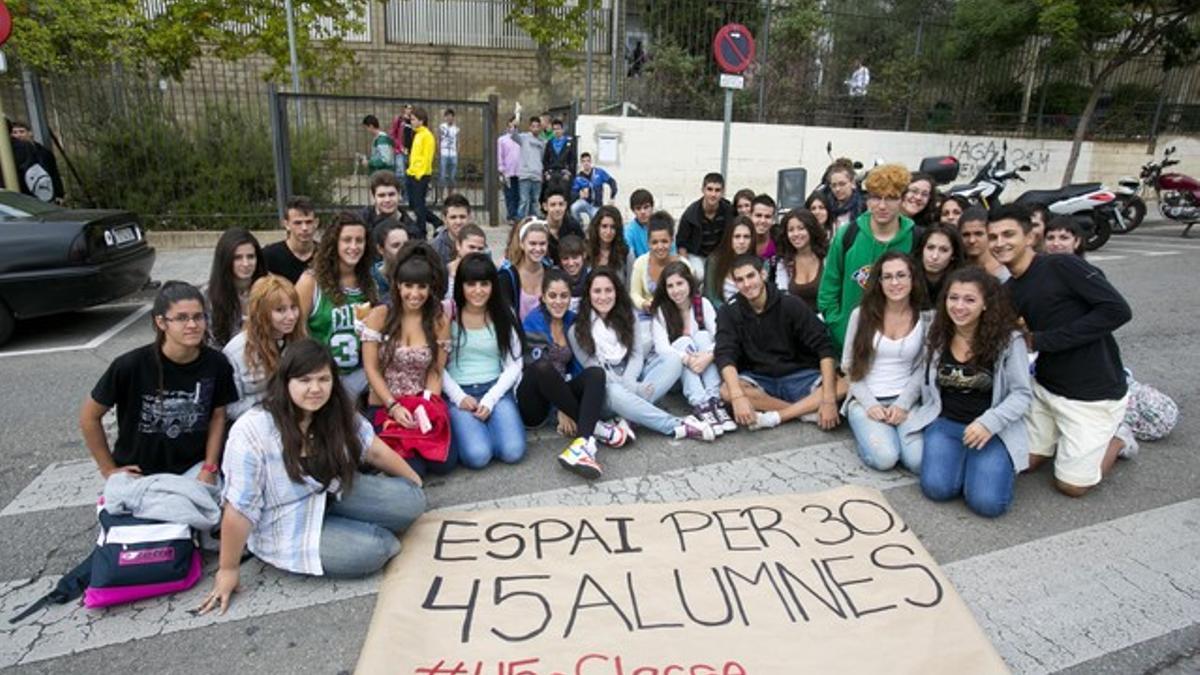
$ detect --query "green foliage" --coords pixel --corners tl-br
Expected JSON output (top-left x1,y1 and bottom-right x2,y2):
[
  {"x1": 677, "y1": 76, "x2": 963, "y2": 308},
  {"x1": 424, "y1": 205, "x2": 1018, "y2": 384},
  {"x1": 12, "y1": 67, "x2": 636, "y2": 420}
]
[
  {"x1": 1034, "y1": 80, "x2": 1092, "y2": 115},
  {"x1": 640, "y1": 0, "x2": 764, "y2": 60},
  {"x1": 6, "y1": 0, "x2": 364, "y2": 85},
  {"x1": 506, "y1": 0, "x2": 595, "y2": 67},
  {"x1": 70, "y1": 100, "x2": 335, "y2": 230},
  {"x1": 627, "y1": 41, "x2": 715, "y2": 119}
]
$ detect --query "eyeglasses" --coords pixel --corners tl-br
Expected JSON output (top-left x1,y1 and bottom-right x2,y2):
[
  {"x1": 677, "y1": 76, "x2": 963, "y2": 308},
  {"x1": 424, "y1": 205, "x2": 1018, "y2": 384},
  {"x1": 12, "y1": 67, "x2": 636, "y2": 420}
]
[
  {"x1": 163, "y1": 313, "x2": 207, "y2": 325},
  {"x1": 880, "y1": 272, "x2": 911, "y2": 282},
  {"x1": 905, "y1": 189, "x2": 931, "y2": 199},
  {"x1": 867, "y1": 194, "x2": 901, "y2": 204}
]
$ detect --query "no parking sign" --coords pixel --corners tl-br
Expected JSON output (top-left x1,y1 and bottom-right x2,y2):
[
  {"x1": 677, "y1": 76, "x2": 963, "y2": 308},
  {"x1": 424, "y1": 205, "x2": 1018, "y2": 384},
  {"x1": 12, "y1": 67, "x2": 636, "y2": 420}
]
[{"x1": 712, "y1": 23, "x2": 755, "y2": 74}]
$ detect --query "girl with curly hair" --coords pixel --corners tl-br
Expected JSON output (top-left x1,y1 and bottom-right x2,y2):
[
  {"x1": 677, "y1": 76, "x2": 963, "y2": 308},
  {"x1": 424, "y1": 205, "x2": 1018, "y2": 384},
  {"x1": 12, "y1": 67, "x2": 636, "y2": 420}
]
[
  {"x1": 896, "y1": 266, "x2": 1032, "y2": 517},
  {"x1": 296, "y1": 213, "x2": 379, "y2": 396},
  {"x1": 223, "y1": 276, "x2": 307, "y2": 420},
  {"x1": 771, "y1": 208, "x2": 828, "y2": 312},
  {"x1": 840, "y1": 252, "x2": 928, "y2": 473}
]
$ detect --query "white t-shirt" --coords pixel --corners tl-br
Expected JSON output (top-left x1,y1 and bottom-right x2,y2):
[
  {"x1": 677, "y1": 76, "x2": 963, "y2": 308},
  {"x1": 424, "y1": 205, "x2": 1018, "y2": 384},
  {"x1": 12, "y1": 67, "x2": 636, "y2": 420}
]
[
  {"x1": 438, "y1": 123, "x2": 459, "y2": 157},
  {"x1": 862, "y1": 323, "x2": 923, "y2": 398}
]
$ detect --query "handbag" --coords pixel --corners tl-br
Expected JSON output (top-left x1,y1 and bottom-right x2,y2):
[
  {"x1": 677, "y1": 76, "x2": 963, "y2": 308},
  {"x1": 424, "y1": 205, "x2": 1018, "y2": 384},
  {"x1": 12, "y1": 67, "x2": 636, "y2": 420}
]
[
  {"x1": 373, "y1": 393, "x2": 451, "y2": 462},
  {"x1": 83, "y1": 508, "x2": 203, "y2": 608}
]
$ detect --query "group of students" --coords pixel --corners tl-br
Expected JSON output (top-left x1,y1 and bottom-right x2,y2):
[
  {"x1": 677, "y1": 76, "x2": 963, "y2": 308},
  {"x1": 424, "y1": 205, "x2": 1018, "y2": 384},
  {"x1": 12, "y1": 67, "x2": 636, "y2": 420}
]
[{"x1": 77, "y1": 157, "x2": 1153, "y2": 613}]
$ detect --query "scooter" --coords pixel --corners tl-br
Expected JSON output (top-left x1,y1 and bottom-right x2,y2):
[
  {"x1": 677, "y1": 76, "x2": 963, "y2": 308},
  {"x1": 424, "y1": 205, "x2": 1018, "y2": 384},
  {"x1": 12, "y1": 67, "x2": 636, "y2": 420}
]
[
  {"x1": 947, "y1": 141, "x2": 1116, "y2": 251},
  {"x1": 1136, "y1": 145, "x2": 1200, "y2": 237}
]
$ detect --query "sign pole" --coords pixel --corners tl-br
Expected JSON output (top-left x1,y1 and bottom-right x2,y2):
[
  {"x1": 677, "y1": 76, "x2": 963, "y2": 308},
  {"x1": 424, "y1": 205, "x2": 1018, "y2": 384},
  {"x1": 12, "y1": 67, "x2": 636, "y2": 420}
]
[
  {"x1": 721, "y1": 88, "x2": 733, "y2": 182},
  {"x1": 712, "y1": 23, "x2": 755, "y2": 183}
]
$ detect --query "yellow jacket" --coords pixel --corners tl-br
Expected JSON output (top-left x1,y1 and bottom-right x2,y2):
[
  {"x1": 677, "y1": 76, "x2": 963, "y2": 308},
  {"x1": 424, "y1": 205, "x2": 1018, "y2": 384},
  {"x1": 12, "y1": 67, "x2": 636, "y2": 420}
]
[{"x1": 407, "y1": 126, "x2": 435, "y2": 179}]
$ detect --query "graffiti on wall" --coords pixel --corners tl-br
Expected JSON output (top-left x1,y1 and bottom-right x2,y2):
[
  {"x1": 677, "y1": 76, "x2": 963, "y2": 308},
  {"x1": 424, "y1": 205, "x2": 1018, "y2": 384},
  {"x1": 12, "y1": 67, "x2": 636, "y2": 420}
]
[{"x1": 948, "y1": 138, "x2": 1055, "y2": 180}]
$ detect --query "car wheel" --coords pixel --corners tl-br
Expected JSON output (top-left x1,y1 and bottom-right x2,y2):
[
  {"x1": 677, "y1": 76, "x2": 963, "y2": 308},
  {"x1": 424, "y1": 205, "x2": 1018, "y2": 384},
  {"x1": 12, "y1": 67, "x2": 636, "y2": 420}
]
[{"x1": 0, "y1": 301, "x2": 13, "y2": 348}]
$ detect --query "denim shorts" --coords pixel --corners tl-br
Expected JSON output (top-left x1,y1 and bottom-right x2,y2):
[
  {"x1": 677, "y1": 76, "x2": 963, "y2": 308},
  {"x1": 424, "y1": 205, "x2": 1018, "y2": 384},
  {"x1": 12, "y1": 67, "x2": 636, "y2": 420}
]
[{"x1": 740, "y1": 368, "x2": 822, "y2": 403}]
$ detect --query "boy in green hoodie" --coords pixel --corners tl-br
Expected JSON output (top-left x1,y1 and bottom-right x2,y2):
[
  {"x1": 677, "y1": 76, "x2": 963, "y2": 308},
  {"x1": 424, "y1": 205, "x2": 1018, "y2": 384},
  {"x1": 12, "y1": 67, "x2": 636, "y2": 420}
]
[{"x1": 818, "y1": 163, "x2": 917, "y2": 354}]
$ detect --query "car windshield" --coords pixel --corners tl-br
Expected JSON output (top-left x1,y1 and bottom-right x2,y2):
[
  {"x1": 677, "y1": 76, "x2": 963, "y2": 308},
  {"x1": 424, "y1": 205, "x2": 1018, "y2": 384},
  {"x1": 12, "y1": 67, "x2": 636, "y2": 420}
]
[{"x1": 0, "y1": 191, "x2": 63, "y2": 218}]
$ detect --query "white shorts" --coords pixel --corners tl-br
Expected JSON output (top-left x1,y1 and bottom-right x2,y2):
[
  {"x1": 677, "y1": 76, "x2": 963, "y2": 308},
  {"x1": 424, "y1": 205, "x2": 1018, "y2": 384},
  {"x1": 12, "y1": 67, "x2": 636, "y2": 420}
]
[{"x1": 1026, "y1": 382, "x2": 1129, "y2": 488}]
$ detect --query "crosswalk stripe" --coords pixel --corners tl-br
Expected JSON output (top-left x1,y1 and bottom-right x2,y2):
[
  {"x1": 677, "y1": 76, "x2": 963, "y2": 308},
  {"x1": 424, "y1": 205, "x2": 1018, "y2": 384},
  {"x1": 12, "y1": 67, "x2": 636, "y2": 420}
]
[
  {"x1": 1089, "y1": 254, "x2": 1127, "y2": 261},
  {"x1": 0, "y1": 461, "x2": 103, "y2": 517},
  {"x1": 943, "y1": 498, "x2": 1200, "y2": 675},
  {"x1": 1099, "y1": 247, "x2": 1181, "y2": 257}
]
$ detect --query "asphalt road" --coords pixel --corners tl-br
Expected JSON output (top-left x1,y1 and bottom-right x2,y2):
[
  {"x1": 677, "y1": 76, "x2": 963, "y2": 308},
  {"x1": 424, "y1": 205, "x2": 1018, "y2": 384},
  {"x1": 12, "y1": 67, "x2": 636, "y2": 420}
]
[{"x1": 0, "y1": 222, "x2": 1197, "y2": 674}]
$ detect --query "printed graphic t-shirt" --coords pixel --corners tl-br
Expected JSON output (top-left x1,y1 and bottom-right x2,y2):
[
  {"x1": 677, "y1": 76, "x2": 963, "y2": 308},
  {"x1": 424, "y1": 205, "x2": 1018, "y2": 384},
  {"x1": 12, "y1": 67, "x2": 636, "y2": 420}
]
[{"x1": 91, "y1": 344, "x2": 238, "y2": 475}]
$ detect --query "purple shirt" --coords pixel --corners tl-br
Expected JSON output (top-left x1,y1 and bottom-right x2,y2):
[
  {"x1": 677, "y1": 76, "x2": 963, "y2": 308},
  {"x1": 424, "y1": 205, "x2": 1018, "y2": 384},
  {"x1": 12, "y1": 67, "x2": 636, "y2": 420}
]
[{"x1": 497, "y1": 134, "x2": 520, "y2": 178}]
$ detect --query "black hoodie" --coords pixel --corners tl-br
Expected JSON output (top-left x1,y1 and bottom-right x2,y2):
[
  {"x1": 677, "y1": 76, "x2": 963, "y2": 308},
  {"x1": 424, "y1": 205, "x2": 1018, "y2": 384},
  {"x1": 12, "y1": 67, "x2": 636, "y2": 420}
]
[{"x1": 715, "y1": 285, "x2": 834, "y2": 377}]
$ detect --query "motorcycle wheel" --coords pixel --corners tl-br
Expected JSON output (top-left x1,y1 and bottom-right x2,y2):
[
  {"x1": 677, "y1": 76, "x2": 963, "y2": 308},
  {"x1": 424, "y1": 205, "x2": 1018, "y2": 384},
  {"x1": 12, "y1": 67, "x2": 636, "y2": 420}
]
[
  {"x1": 1085, "y1": 214, "x2": 1112, "y2": 251},
  {"x1": 1116, "y1": 197, "x2": 1146, "y2": 234}
]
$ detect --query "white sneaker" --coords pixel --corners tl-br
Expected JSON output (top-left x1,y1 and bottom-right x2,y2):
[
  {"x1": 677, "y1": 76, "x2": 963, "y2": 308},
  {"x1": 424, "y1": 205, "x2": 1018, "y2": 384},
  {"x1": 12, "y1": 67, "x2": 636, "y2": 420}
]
[
  {"x1": 799, "y1": 412, "x2": 820, "y2": 424},
  {"x1": 615, "y1": 417, "x2": 637, "y2": 443},
  {"x1": 558, "y1": 437, "x2": 603, "y2": 479},
  {"x1": 749, "y1": 410, "x2": 781, "y2": 430},
  {"x1": 594, "y1": 420, "x2": 628, "y2": 448},
  {"x1": 1115, "y1": 423, "x2": 1139, "y2": 459},
  {"x1": 674, "y1": 415, "x2": 716, "y2": 441}
]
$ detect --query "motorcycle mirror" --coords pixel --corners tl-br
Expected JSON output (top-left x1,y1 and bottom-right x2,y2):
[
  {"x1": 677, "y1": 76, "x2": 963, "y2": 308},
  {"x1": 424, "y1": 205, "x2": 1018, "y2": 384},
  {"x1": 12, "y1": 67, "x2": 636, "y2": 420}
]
[
  {"x1": 1002, "y1": 139, "x2": 1008, "y2": 154},
  {"x1": 1018, "y1": 165, "x2": 1031, "y2": 172},
  {"x1": 826, "y1": 141, "x2": 833, "y2": 156},
  {"x1": 853, "y1": 161, "x2": 864, "y2": 170},
  {"x1": 1167, "y1": 146, "x2": 1176, "y2": 155}
]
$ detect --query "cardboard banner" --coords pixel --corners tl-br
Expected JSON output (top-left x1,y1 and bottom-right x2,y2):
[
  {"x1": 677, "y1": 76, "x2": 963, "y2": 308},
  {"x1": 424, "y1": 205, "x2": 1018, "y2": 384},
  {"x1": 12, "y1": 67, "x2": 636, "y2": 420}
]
[{"x1": 357, "y1": 485, "x2": 1008, "y2": 675}]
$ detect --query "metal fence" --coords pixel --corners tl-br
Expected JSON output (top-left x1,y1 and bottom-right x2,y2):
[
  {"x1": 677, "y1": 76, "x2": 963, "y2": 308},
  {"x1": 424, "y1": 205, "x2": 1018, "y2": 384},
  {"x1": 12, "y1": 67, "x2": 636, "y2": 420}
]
[
  {"x1": 611, "y1": 1, "x2": 1200, "y2": 140},
  {"x1": 385, "y1": 0, "x2": 612, "y2": 53},
  {"x1": 269, "y1": 91, "x2": 501, "y2": 226}
]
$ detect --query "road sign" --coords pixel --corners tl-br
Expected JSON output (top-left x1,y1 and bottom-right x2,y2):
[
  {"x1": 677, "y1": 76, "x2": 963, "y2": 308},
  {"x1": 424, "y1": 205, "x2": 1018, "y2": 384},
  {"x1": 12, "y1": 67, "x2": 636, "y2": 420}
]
[
  {"x1": 713, "y1": 23, "x2": 755, "y2": 74},
  {"x1": 719, "y1": 73, "x2": 745, "y2": 90},
  {"x1": 0, "y1": 3, "x2": 10, "y2": 48}
]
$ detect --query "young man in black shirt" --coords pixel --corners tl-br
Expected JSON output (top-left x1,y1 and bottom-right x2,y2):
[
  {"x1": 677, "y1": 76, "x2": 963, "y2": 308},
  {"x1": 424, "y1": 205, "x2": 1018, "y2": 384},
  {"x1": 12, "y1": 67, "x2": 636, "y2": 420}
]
[
  {"x1": 716, "y1": 254, "x2": 845, "y2": 431},
  {"x1": 988, "y1": 205, "x2": 1132, "y2": 497},
  {"x1": 677, "y1": 172, "x2": 735, "y2": 278},
  {"x1": 262, "y1": 195, "x2": 318, "y2": 284}
]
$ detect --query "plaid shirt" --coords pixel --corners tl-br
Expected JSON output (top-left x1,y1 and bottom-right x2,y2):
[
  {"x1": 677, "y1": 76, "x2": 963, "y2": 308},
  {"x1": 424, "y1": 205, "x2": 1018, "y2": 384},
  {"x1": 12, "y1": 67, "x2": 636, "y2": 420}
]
[{"x1": 222, "y1": 408, "x2": 373, "y2": 575}]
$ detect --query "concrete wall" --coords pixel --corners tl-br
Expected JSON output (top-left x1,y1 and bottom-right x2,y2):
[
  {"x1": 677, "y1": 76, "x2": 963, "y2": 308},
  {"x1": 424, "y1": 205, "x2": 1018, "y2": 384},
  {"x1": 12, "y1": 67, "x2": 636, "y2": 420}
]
[{"x1": 575, "y1": 114, "x2": 1198, "y2": 214}]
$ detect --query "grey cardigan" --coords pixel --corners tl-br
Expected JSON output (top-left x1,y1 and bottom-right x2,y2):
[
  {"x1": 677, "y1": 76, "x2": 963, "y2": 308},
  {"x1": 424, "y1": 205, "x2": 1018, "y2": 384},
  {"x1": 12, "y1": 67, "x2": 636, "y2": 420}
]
[
  {"x1": 895, "y1": 331, "x2": 1033, "y2": 472},
  {"x1": 840, "y1": 307, "x2": 931, "y2": 415}
]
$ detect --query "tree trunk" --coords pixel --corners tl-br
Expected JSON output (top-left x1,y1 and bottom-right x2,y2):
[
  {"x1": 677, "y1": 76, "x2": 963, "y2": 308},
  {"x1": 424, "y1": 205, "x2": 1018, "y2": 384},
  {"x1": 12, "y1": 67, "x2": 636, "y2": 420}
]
[
  {"x1": 536, "y1": 43, "x2": 554, "y2": 103},
  {"x1": 1061, "y1": 78, "x2": 1106, "y2": 186}
]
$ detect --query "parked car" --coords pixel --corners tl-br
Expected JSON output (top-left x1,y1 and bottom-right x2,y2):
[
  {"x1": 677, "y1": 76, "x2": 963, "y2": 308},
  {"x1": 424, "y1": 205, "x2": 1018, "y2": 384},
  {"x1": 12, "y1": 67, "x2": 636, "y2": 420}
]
[{"x1": 0, "y1": 192, "x2": 155, "y2": 347}]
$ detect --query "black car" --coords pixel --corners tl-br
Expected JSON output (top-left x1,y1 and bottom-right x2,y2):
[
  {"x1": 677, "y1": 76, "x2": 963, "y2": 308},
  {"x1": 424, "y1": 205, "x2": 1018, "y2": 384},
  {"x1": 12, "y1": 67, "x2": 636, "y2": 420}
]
[{"x1": 0, "y1": 192, "x2": 156, "y2": 346}]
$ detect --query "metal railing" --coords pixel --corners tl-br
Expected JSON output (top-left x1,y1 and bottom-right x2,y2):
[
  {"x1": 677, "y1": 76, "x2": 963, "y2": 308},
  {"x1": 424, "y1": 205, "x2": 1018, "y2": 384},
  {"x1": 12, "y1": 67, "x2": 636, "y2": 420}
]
[{"x1": 384, "y1": 0, "x2": 611, "y2": 53}]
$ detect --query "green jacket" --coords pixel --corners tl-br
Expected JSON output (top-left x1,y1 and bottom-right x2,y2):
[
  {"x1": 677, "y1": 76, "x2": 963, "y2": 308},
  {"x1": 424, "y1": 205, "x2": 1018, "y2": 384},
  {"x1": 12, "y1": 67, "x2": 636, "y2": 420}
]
[
  {"x1": 817, "y1": 211, "x2": 917, "y2": 354},
  {"x1": 368, "y1": 131, "x2": 395, "y2": 172}
]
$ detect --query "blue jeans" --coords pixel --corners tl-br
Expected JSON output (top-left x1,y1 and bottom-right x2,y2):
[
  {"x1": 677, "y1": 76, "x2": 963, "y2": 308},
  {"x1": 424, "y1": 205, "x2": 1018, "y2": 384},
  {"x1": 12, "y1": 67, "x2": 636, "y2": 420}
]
[
  {"x1": 920, "y1": 417, "x2": 1015, "y2": 518},
  {"x1": 674, "y1": 331, "x2": 721, "y2": 407},
  {"x1": 604, "y1": 352, "x2": 684, "y2": 436},
  {"x1": 394, "y1": 153, "x2": 408, "y2": 182},
  {"x1": 439, "y1": 155, "x2": 458, "y2": 190},
  {"x1": 318, "y1": 472, "x2": 426, "y2": 577},
  {"x1": 504, "y1": 176, "x2": 520, "y2": 222},
  {"x1": 571, "y1": 199, "x2": 598, "y2": 226},
  {"x1": 518, "y1": 178, "x2": 542, "y2": 218},
  {"x1": 741, "y1": 368, "x2": 821, "y2": 402},
  {"x1": 446, "y1": 381, "x2": 527, "y2": 469},
  {"x1": 846, "y1": 397, "x2": 921, "y2": 472}
]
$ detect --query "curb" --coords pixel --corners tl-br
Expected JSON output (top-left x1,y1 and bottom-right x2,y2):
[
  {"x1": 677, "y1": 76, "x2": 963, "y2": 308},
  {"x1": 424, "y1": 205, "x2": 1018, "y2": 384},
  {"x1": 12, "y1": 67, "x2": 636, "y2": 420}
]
[{"x1": 147, "y1": 230, "x2": 287, "y2": 251}]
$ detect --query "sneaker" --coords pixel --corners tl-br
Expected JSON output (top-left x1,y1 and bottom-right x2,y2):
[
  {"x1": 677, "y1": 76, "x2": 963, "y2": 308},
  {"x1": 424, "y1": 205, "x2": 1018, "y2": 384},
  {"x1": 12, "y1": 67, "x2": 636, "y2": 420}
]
[
  {"x1": 674, "y1": 415, "x2": 716, "y2": 441},
  {"x1": 749, "y1": 410, "x2": 782, "y2": 430},
  {"x1": 594, "y1": 420, "x2": 628, "y2": 448},
  {"x1": 711, "y1": 398, "x2": 738, "y2": 432},
  {"x1": 695, "y1": 403, "x2": 724, "y2": 436},
  {"x1": 799, "y1": 412, "x2": 820, "y2": 424},
  {"x1": 615, "y1": 417, "x2": 637, "y2": 444},
  {"x1": 558, "y1": 437, "x2": 602, "y2": 479},
  {"x1": 1114, "y1": 423, "x2": 1139, "y2": 459}
]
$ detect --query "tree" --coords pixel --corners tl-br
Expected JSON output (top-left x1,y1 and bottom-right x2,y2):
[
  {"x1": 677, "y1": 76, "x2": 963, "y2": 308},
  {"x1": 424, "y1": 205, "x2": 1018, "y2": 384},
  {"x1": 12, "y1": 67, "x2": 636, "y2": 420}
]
[
  {"x1": 952, "y1": 0, "x2": 1200, "y2": 185},
  {"x1": 505, "y1": 0, "x2": 597, "y2": 103},
  {"x1": 6, "y1": 0, "x2": 365, "y2": 84}
]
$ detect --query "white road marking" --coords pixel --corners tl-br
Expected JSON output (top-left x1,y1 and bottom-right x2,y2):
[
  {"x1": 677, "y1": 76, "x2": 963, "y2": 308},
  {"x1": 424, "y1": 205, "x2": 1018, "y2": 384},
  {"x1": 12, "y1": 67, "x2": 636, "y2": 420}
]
[
  {"x1": 0, "y1": 302, "x2": 151, "y2": 359},
  {"x1": 944, "y1": 498, "x2": 1200, "y2": 674},
  {"x1": 1089, "y1": 255, "x2": 1127, "y2": 261},
  {"x1": 0, "y1": 460, "x2": 102, "y2": 517}
]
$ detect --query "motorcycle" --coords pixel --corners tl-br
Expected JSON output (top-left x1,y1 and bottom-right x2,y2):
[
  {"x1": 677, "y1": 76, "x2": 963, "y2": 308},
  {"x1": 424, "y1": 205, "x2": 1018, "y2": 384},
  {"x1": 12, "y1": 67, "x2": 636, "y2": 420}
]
[
  {"x1": 1136, "y1": 145, "x2": 1200, "y2": 237},
  {"x1": 947, "y1": 141, "x2": 1116, "y2": 251}
]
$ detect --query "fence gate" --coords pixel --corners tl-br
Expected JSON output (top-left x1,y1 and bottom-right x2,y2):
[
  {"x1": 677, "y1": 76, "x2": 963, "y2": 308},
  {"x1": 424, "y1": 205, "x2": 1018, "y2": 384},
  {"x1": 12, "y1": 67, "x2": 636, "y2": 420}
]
[{"x1": 269, "y1": 88, "x2": 500, "y2": 227}]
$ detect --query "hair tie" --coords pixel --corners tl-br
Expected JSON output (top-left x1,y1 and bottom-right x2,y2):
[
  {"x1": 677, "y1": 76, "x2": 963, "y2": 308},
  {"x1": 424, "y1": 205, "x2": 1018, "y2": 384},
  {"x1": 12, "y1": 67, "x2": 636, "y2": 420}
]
[{"x1": 519, "y1": 219, "x2": 548, "y2": 241}]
